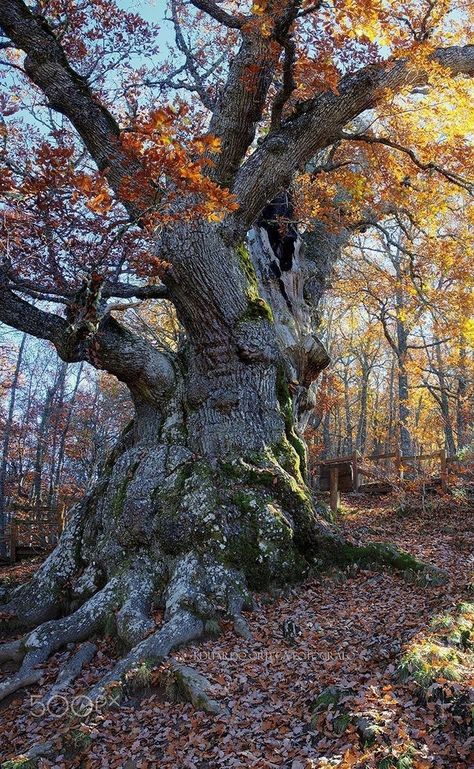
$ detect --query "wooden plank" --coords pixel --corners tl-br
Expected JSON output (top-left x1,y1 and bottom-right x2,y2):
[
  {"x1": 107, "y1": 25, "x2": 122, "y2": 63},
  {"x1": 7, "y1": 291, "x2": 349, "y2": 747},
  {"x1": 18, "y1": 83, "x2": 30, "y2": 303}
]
[
  {"x1": 365, "y1": 452, "x2": 397, "y2": 461},
  {"x1": 358, "y1": 481, "x2": 393, "y2": 495},
  {"x1": 400, "y1": 452, "x2": 442, "y2": 462},
  {"x1": 357, "y1": 467, "x2": 381, "y2": 479},
  {"x1": 319, "y1": 462, "x2": 353, "y2": 492},
  {"x1": 329, "y1": 466, "x2": 340, "y2": 514}
]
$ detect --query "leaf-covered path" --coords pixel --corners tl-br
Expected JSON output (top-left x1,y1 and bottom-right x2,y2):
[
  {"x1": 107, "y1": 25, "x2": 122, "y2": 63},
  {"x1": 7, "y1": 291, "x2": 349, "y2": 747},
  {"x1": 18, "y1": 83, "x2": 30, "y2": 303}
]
[{"x1": 1, "y1": 496, "x2": 473, "y2": 769}]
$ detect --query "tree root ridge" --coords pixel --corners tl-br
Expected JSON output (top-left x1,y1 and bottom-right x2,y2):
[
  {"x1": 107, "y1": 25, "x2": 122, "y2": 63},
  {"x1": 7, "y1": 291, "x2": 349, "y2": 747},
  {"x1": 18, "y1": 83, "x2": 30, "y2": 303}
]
[
  {"x1": 0, "y1": 552, "x2": 253, "y2": 707},
  {"x1": 0, "y1": 579, "x2": 121, "y2": 702}
]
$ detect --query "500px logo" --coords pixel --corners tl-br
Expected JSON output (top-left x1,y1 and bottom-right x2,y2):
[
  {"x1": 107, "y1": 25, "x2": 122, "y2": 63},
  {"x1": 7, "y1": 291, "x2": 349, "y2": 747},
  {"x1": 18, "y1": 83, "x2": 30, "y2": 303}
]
[{"x1": 29, "y1": 692, "x2": 120, "y2": 719}]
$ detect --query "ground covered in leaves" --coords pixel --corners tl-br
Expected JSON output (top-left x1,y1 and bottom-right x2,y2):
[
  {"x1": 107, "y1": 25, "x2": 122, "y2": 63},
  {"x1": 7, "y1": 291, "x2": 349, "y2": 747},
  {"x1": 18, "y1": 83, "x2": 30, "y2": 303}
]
[{"x1": 1, "y1": 494, "x2": 473, "y2": 769}]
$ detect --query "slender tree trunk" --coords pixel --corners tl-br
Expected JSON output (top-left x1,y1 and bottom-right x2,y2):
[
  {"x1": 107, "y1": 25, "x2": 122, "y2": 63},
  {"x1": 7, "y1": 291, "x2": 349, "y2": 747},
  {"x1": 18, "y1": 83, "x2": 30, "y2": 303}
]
[
  {"x1": 371, "y1": 373, "x2": 382, "y2": 455},
  {"x1": 30, "y1": 382, "x2": 56, "y2": 522},
  {"x1": 356, "y1": 366, "x2": 369, "y2": 454},
  {"x1": 386, "y1": 358, "x2": 396, "y2": 456},
  {"x1": 397, "y1": 358, "x2": 412, "y2": 458},
  {"x1": 48, "y1": 363, "x2": 84, "y2": 517},
  {"x1": 456, "y1": 340, "x2": 468, "y2": 451},
  {"x1": 343, "y1": 370, "x2": 353, "y2": 453},
  {"x1": 0, "y1": 333, "x2": 26, "y2": 557},
  {"x1": 434, "y1": 343, "x2": 456, "y2": 456},
  {"x1": 391, "y1": 241, "x2": 412, "y2": 459},
  {"x1": 47, "y1": 362, "x2": 68, "y2": 515}
]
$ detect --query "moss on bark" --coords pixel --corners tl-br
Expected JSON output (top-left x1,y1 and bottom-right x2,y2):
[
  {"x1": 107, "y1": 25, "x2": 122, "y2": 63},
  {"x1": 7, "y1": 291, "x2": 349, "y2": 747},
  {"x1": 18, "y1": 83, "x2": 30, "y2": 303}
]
[
  {"x1": 236, "y1": 242, "x2": 273, "y2": 323},
  {"x1": 275, "y1": 365, "x2": 308, "y2": 479}
]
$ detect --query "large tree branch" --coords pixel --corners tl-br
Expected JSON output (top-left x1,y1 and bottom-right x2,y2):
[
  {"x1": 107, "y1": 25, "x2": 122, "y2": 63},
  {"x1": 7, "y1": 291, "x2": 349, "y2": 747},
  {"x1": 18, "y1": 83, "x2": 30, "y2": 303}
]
[
  {"x1": 0, "y1": 0, "x2": 151, "y2": 217},
  {"x1": 0, "y1": 283, "x2": 175, "y2": 403},
  {"x1": 208, "y1": 2, "x2": 302, "y2": 186},
  {"x1": 207, "y1": 32, "x2": 275, "y2": 186},
  {"x1": 233, "y1": 44, "x2": 474, "y2": 227},
  {"x1": 189, "y1": 1, "x2": 245, "y2": 29},
  {"x1": 0, "y1": 258, "x2": 169, "y2": 303},
  {"x1": 270, "y1": 3, "x2": 300, "y2": 130}
]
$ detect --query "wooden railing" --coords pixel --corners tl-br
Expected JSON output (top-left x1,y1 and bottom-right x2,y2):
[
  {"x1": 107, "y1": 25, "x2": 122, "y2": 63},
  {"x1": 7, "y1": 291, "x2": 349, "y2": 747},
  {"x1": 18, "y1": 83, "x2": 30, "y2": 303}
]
[
  {"x1": 0, "y1": 517, "x2": 62, "y2": 564},
  {"x1": 313, "y1": 448, "x2": 450, "y2": 513}
]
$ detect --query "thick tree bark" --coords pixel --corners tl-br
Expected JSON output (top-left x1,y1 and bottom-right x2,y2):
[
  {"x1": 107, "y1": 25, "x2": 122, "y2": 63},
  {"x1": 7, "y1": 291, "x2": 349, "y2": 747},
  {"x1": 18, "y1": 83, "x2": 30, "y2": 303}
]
[
  {"x1": 0, "y1": 219, "x2": 345, "y2": 704},
  {"x1": 0, "y1": 0, "x2": 459, "y2": 707}
]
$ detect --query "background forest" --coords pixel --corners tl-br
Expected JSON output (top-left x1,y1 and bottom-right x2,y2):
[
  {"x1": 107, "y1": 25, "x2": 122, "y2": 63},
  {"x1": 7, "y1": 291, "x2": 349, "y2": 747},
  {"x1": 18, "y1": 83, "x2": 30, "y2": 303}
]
[{"x1": 1, "y1": 225, "x2": 472, "y2": 527}]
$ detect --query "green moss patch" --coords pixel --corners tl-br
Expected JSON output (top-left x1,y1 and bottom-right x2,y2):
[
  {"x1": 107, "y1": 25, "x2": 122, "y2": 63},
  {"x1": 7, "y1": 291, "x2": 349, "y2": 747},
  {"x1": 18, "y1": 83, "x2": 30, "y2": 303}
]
[
  {"x1": 236, "y1": 242, "x2": 273, "y2": 323},
  {"x1": 332, "y1": 541, "x2": 447, "y2": 585},
  {"x1": 398, "y1": 602, "x2": 474, "y2": 689},
  {"x1": 275, "y1": 365, "x2": 308, "y2": 480},
  {"x1": 310, "y1": 686, "x2": 352, "y2": 730},
  {"x1": 377, "y1": 752, "x2": 414, "y2": 769}
]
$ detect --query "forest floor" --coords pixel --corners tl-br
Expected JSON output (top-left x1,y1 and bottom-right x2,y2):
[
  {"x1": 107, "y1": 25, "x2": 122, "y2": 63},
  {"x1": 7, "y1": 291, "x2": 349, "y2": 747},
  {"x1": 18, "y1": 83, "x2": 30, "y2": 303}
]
[{"x1": 0, "y1": 493, "x2": 473, "y2": 769}]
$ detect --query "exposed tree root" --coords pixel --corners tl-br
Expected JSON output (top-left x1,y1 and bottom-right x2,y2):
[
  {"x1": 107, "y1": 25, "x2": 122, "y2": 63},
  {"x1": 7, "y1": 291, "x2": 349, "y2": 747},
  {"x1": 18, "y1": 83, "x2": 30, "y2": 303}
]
[
  {"x1": 163, "y1": 661, "x2": 224, "y2": 715},
  {"x1": 0, "y1": 638, "x2": 24, "y2": 664},
  {"x1": 85, "y1": 553, "x2": 245, "y2": 704},
  {"x1": 115, "y1": 556, "x2": 164, "y2": 647},
  {"x1": 1, "y1": 496, "x2": 94, "y2": 628},
  {"x1": 0, "y1": 666, "x2": 45, "y2": 702},
  {"x1": 333, "y1": 541, "x2": 448, "y2": 585},
  {"x1": 0, "y1": 580, "x2": 119, "y2": 702},
  {"x1": 0, "y1": 535, "x2": 447, "y2": 709},
  {"x1": 87, "y1": 609, "x2": 203, "y2": 705},
  {"x1": 40, "y1": 641, "x2": 97, "y2": 704}
]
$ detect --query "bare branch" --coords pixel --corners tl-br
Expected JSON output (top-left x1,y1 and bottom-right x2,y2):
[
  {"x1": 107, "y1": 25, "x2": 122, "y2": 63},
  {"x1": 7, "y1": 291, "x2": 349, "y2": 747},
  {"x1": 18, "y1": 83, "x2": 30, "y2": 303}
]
[
  {"x1": 297, "y1": 2, "x2": 324, "y2": 18},
  {"x1": 270, "y1": 2, "x2": 301, "y2": 130},
  {"x1": 171, "y1": 0, "x2": 215, "y2": 110},
  {"x1": 2, "y1": 263, "x2": 169, "y2": 304},
  {"x1": 407, "y1": 337, "x2": 451, "y2": 350},
  {"x1": 103, "y1": 282, "x2": 169, "y2": 301},
  {"x1": 340, "y1": 132, "x2": 473, "y2": 193},
  {"x1": 0, "y1": 279, "x2": 175, "y2": 402}
]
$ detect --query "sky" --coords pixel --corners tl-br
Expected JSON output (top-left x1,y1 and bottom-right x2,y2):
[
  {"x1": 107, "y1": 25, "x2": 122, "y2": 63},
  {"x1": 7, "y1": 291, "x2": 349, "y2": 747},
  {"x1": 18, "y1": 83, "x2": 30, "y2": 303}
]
[{"x1": 117, "y1": 0, "x2": 175, "y2": 44}]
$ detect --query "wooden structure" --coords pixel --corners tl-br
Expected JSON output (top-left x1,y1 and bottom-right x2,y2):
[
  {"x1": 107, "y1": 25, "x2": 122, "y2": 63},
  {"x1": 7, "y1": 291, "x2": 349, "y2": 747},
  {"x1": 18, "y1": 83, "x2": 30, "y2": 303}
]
[
  {"x1": 0, "y1": 518, "x2": 62, "y2": 565},
  {"x1": 314, "y1": 448, "x2": 449, "y2": 513}
]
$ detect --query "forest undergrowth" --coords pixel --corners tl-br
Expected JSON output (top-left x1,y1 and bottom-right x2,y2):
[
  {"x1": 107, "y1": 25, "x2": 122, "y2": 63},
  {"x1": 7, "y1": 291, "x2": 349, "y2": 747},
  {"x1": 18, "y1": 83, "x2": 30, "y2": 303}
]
[{"x1": 0, "y1": 493, "x2": 473, "y2": 769}]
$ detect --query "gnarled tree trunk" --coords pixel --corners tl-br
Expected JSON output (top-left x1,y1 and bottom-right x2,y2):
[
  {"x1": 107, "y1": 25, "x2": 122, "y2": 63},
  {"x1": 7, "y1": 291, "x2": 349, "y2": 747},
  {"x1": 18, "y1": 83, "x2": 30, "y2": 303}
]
[
  {"x1": 0, "y1": 0, "x2": 463, "y2": 708},
  {"x1": 0, "y1": 217, "x2": 343, "y2": 703}
]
